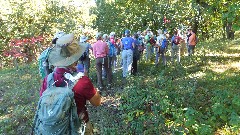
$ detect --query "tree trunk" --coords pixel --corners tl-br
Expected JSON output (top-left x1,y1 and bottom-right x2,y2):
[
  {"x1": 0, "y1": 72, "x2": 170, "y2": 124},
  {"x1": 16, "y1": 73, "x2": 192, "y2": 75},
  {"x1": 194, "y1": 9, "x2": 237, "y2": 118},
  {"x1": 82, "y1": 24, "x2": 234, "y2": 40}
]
[{"x1": 226, "y1": 22, "x2": 235, "y2": 39}]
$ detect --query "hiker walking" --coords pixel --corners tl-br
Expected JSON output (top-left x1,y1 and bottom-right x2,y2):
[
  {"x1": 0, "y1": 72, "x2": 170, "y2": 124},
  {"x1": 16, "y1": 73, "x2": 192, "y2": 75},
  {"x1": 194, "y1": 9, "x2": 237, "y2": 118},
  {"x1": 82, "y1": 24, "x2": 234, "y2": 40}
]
[
  {"x1": 137, "y1": 31, "x2": 145, "y2": 60},
  {"x1": 78, "y1": 35, "x2": 92, "y2": 76},
  {"x1": 38, "y1": 31, "x2": 65, "y2": 80},
  {"x1": 36, "y1": 33, "x2": 101, "y2": 135},
  {"x1": 188, "y1": 27, "x2": 197, "y2": 56},
  {"x1": 131, "y1": 33, "x2": 140, "y2": 75},
  {"x1": 93, "y1": 32, "x2": 112, "y2": 90},
  {"x1": 144, "y1": 29, "x2": 152, "y2": 62},
  {"x1": 155, "y1": 29, "x2": 164, "y2": 65},
  {"x1": 121, "y1": 29, "x2": 135, "y2": 78},
  {"x1": 171, "y1": 30, "x2": 184, "y2": 63},
  {"x1": 109, "y1": 32, "x2": 118, "y2": 73}
]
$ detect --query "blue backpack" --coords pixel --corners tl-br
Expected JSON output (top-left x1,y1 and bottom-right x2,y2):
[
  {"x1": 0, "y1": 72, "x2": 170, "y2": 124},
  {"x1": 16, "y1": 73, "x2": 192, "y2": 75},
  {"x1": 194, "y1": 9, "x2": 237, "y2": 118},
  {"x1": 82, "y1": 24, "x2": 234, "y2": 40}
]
[
  {"x1": 33, "y1": 72, "x2": 85, "y2": 135},
  {"x1": 161, "y1": 39, "x2": 168, "y2": 49},
  {"x1": 108, "y1": 41, "x2": 116, "y2": 57}
]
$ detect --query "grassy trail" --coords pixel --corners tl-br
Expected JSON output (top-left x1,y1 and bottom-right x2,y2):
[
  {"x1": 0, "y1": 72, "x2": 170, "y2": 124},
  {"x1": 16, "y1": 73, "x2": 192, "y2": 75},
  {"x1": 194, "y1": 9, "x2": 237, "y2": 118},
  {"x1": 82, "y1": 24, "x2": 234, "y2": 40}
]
[{"x1": 0, "y1": 39, "x2": 239, "y2": 134}]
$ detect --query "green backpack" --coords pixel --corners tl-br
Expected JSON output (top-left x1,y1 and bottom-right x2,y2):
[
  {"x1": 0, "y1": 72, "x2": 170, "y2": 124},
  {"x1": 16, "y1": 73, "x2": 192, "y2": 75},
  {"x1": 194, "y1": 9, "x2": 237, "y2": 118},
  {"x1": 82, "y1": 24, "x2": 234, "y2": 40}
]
[
  {"x1": 38, "y1": 47, "x2": 52, "y2": 80},
  {"x1": 32, "y1": 72, "x2": 85, "y2": 135}
]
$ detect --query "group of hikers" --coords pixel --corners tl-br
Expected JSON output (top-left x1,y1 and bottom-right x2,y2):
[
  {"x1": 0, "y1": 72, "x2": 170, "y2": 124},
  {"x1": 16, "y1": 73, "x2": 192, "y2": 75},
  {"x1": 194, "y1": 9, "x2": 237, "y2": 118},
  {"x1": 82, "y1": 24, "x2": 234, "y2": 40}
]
[{"x1": 33, "y1": 26, "x2": 198, "y2": 135}]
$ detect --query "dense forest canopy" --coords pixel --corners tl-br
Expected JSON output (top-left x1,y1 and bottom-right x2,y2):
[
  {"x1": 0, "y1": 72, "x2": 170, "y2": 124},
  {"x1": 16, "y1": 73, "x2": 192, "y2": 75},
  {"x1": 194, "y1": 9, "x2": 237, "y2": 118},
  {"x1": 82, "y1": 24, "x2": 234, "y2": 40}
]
[{"x1": 0, "y1": 0, "x2": 239, "y2": 68}]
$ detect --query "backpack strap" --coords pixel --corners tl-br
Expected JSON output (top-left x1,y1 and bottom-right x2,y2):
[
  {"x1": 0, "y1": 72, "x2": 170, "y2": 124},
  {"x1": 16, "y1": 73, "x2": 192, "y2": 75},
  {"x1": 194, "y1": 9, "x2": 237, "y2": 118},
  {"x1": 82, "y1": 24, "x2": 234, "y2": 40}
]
[
  {"x1": 47, "y1": 72, "x2": 55, "y2": 88},
  {"x1": 64, "y1": 72, "x2": 84, "y2": 89}
]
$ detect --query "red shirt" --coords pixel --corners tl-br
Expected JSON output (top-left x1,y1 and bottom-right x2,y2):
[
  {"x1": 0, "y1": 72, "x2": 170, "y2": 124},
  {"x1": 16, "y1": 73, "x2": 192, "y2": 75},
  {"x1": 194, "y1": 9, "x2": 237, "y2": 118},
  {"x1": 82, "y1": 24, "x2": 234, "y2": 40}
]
[{"x1": 40, "y1": 68, "x2": 96, "y2": 122}]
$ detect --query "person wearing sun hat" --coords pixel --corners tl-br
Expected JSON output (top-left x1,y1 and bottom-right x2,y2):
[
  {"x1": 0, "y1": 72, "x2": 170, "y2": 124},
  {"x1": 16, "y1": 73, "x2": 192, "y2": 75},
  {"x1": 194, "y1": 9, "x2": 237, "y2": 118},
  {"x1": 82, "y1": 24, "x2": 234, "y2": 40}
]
[
  {"x1": 40, "y1": 31, "x2": 66, "y2": 79},
  {"x1": 39, "y1": 33, "x2": 101, "y2": 134},
  {"x1": 78, "y1": 35, "x2": 92, "y2": 76}
]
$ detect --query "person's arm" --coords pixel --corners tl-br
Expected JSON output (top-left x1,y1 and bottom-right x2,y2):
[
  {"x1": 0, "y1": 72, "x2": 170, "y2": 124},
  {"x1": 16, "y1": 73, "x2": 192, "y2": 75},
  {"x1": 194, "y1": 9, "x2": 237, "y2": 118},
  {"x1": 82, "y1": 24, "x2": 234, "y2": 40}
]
[
  {"x1": 89, "y1": 90, "x2": 101, "y2": 106},
  {"x1": 92, "y1": 43, "x2": 97, "y2": 58},
  {"x1": 120, "y1": 40, "x2": 123, "y2": 49},
  {"x1": 73, "y1": 76, "x2": 102, "y2": 106},
  {"x1": 132, "y1": 39, "x2": 135, "y2": 49},
  {"x1": 105, "y1": 42, "x2": 109, "y2": 55}
]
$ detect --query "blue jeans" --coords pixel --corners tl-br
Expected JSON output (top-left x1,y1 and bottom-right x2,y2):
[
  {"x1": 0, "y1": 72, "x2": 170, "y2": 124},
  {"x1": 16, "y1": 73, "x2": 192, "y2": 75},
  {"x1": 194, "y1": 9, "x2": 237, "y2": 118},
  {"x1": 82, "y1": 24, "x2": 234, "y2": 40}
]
[
  {"x1": 122, "y1": 49, "x2": 133, "y2": 77},
  {"x1": 155, "y1": 48, "x2": 166, "y2": 65},
  {"x1": 188, "y1": 45, "x2": 195, "y2": 56}
]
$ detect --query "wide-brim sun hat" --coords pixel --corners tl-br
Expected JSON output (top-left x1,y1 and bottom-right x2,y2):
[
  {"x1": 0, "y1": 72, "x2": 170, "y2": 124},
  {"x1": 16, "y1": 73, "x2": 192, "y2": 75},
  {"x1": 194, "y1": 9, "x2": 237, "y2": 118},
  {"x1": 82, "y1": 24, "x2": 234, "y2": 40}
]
[
  {"x1": 53, "y1": 31, "x2": 65, "y2": 39},
  {"x1": 48, "y1": 33, "x2": 87, "y2": 67},
  {"x1": 79, "y1": 35, "x2": 88, "y2": 43}
]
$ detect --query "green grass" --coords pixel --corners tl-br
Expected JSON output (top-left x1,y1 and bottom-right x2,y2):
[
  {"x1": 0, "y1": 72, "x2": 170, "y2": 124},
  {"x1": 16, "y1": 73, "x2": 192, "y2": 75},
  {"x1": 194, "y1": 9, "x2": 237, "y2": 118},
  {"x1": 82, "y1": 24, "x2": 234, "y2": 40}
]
[
  {"x1": 0, "y1": 38, "x2": 240, "y2": 135},
  {"x1": 0, "y1": 64, "x2": 40, "y2": 134}
]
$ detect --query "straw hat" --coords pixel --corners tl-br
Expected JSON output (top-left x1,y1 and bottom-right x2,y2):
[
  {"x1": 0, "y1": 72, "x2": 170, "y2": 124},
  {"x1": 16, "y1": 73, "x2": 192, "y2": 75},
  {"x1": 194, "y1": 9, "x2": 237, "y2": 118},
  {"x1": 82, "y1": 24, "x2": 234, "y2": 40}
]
[{"x1": 48, "y1": 33, "x2": 86, "y2": 67}]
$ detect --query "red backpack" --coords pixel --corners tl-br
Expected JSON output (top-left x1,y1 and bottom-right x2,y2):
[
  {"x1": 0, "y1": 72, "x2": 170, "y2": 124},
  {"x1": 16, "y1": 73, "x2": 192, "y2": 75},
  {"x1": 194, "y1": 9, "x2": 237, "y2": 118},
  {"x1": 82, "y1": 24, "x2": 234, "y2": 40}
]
[{"x1": 173, "y1": 36, "x2": 181, "y2": 45}]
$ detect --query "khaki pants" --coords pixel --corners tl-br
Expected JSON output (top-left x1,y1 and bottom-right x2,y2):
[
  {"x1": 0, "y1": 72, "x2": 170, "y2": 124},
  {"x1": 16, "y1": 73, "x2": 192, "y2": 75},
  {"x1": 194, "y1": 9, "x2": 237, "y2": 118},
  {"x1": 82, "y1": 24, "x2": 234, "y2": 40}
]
[
  {"x1": 171, "y1": 44, "x2": 181, "y2": 63},
  {"x1": 180, "y1": 43, "x2": 187, "y2": 56}
]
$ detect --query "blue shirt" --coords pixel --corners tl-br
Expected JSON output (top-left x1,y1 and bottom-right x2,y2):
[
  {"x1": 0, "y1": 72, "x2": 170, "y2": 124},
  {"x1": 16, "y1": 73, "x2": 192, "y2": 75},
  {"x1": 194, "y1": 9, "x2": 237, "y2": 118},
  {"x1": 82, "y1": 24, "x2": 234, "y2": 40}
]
[{"x1": 122, "y1": 37, "x2": 134, "y2": 50}]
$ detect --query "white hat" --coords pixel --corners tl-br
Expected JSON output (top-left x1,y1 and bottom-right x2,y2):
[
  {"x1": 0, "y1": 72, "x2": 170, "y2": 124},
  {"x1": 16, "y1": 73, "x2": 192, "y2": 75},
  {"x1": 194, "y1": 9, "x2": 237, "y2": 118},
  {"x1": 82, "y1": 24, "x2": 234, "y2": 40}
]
[
  {"x1": 48, "y1": 33, "x2": 86, "y2": 67},
  {"x1": 102, "y1": 34, "x2": 108, "y2": 40},
  {"x1": 96, "y1": 32, "x2": 102, "y2": 39},
  {"x1": 110, "y1": 32, "x2": 115, "y2": 37},
  {"x1": 53, "y1": 31, "x2": 65, "y2": 39},
  {"x1": 79, "y1": 35, "x2": 88, "y2": 43}
]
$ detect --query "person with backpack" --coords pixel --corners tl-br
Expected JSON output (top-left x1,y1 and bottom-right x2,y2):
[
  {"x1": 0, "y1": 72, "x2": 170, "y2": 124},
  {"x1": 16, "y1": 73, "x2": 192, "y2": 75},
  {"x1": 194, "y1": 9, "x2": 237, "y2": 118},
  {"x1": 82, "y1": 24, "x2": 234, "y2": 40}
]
[
  {"x1": 160, "y1": 34, "x2": 169, "y2": 66},
  {"x1": 35, "y1": 33, "x2": 101, "y2": 135},
  {"x1": 131, "y1": 33, "x2": 140, "y2": 75},
  {"x1": 144, "y1": 29, "x2": 152, "y2": 62},
  {"x1": 155, "y1": 29, "x2": 164, "y2": 66},
  {"x1": 38, "y1": 31, "x2": 65, "y2": 80},
  {"x1": 121, "y1": 29, "x2": 135, "y2": 79},
  {"x1": 109, "y1": 32, "x2": 118, "y2": 73},
  {"x1": 137, "y1": 31, "x2": 145, "y2": 58},
  {"x1": 171, "y1": 30, "x2": 184, "y2": 63},
  {"x1": 102, "y1": 34, "x2": 114, "y2": 84},
  {"x1": 78, "y1": 35, "x2": 93, "y2": 77},
  {"x1": 93, "y1": 32, "x2": 112, "y2": 90},
  {"x1": 188, "y1": 28, "x2": 197, "y2": 56}
]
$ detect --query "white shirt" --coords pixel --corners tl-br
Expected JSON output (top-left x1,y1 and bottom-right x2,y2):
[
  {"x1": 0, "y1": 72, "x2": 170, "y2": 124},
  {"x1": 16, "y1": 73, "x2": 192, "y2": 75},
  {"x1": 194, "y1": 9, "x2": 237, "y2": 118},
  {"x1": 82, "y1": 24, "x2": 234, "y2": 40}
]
[{"x1": 156, "y1": 34, "x2": 165, "y2": 46}]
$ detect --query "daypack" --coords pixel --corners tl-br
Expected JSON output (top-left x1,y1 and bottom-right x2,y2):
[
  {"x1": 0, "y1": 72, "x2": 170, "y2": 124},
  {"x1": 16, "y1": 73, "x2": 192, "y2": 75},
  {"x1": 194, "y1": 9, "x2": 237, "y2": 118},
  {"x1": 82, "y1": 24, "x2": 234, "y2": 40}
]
[
  {"x1": 33, "y1": 72, "x2": 85, "y2": 135},
  {"x1": 161, "y1": 39, "x2": 168, "y2": 49},
  {"x1": 173, "y1": 36, "x2": 181, "y2": 45},
  {"x1": 150, "y1": 37, "x2": 156, "y2": 46},
  {"x1": 38, "y1": 47, "x2": 53, "y2": 79},
  {"x1": 108, "y1": 41, "x2": 116, "y2": 57}
]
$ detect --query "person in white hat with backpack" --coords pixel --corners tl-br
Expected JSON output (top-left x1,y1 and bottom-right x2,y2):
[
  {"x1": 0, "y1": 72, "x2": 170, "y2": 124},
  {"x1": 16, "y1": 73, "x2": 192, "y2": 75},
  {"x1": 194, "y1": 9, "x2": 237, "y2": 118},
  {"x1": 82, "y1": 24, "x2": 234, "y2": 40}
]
[
  {"x1": 78, "y1": 35, "x2": 92, "y2": 76},
  {"x1": 38, "y1": 33, "x2": 101, "y2": 135}
]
